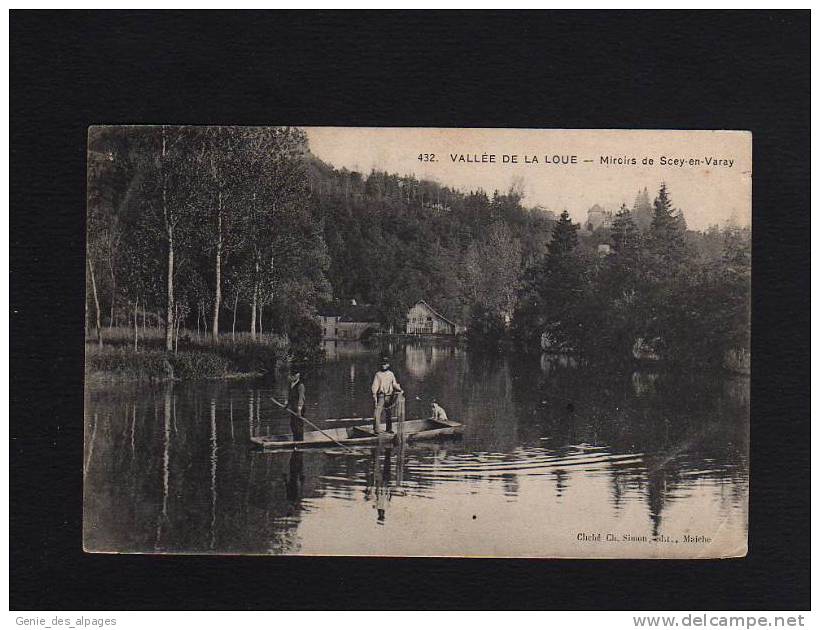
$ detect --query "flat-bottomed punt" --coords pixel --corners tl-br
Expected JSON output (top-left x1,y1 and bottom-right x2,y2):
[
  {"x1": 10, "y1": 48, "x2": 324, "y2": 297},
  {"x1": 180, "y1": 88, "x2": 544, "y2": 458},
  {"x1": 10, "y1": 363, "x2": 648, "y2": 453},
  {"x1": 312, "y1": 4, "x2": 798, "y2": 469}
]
[{"x1": 251, "y1": 417, "x2": 463, "y2": 450}]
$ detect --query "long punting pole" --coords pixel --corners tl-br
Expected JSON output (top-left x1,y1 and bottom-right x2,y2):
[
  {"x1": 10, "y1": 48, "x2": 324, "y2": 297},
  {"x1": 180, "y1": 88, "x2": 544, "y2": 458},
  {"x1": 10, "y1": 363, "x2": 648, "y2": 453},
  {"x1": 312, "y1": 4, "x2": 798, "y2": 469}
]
[
  {"x1": 396, "y1": 392, "x2": 406, "y2": 442},
  {"x1": 270, "y1": 397, "x2": 357, "y2": 454}
]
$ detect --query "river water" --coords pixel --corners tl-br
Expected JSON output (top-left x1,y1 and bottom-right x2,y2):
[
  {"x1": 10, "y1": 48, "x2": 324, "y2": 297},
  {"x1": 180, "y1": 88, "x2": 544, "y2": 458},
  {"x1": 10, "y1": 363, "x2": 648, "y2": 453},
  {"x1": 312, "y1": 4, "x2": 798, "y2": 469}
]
[{"x1": 83, "y1": 340, "x2": 749, "y2": 557}]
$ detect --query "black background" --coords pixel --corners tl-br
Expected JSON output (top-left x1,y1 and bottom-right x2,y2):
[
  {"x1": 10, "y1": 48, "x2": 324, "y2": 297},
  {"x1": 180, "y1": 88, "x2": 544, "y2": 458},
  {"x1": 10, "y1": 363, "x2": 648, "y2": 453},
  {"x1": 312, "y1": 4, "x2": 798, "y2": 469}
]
[{"x1": 10, "y1": 11, "x2": 810, "y2": 610}]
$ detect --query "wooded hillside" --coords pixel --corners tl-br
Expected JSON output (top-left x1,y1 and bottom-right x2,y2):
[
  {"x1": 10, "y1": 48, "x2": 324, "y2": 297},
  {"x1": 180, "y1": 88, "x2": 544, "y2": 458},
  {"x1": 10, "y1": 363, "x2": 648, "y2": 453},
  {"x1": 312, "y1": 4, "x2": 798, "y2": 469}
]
[{"x1": 86, "y1": 126, "x2": 750, "y2": 367}]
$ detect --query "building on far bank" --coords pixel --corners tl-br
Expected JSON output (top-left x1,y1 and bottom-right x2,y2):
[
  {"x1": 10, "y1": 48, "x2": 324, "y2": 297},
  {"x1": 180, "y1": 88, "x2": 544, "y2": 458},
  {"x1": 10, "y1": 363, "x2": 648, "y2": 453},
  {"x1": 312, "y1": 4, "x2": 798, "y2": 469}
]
[
  {"x1": 586, "y1": 204, "x2": 613, "y2": 231},
  {"x1": 318, "y1": 300, "x2": 382, "y2": 340},
  {"x1": 406, "y1": 300, "x2": 465, "y2": 336}
]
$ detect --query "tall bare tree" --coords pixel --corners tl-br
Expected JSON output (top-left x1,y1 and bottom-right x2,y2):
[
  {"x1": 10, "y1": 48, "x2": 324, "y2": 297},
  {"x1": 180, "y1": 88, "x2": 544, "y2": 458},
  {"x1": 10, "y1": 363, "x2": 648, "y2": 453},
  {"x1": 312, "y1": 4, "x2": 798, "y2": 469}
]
[
  {"x1": 196, "y1": 127, "x2": 250, "y2": 339},
  {"x1": 240, "y1": 127, "x2": 312, "y2": 339},
  {"x1": 142, "y1": 126, "x2": 200, "y2": 351}
]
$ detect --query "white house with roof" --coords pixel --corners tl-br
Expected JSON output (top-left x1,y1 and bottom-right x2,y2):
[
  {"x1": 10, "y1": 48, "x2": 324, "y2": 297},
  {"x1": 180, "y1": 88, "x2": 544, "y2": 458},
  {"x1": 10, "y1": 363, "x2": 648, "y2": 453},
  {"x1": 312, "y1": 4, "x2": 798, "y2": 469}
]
[{"x1": 405, "y1": 300, "x2": 465, "y2": 336}]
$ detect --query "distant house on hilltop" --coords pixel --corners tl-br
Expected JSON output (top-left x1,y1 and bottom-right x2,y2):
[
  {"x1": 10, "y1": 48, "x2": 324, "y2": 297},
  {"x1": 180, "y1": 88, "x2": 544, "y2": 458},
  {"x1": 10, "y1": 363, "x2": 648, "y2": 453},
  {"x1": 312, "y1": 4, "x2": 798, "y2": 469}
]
[
  {"x1": 586, "y1": 204, "x2": 613, "y2": 231},
  {"x1": 318, "y1": 300, "x2": 381, "y2": 340},
  {"x1": 406, "y1": 300, "x2": 465, "y2": 336}
]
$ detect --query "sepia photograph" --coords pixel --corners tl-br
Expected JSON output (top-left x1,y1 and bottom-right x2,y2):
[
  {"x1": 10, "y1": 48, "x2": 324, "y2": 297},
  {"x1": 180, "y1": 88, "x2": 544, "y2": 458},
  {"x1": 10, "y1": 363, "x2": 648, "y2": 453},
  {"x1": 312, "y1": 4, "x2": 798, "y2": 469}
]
[{"x1": 83, "y1": 126, "x2": 751, "y2": 558}]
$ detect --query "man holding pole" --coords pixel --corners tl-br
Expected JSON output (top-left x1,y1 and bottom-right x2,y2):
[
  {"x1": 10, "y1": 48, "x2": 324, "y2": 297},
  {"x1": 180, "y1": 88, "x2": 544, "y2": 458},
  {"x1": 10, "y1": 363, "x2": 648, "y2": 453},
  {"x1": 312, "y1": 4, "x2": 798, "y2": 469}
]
[
  {"x1": 371, "y1": 357, "x2": 403, "y2": 434},
  {"x1": 271, "y1": 369, "x2": 357, "y2": 453},
  {"x1": 286, "y1": 367, "x2": 306, "y2": 441}
]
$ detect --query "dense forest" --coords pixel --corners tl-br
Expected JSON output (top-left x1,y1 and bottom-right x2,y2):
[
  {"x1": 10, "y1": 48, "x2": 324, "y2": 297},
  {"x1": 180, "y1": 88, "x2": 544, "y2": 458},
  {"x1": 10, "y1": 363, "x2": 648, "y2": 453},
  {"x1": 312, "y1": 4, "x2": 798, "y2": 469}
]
[
  {"x1": 87, "y1": 126, "x2": 750, "y2": 371},
  {"x1": 88, "y1": 126, "x2": 330, "y2": 358},
  {"x1": 510, "y1": 187, "x2": 750, "y2": 368},
  {"x1": 309, "y1": 159, "x2": 553, "y2": 328}
]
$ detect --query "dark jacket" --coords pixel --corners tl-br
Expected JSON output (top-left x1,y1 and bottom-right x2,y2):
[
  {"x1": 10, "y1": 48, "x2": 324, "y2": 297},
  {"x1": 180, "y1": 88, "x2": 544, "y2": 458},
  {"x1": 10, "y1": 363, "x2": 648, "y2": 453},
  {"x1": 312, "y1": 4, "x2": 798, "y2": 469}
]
[{"x1": 286, "y1": 380, "x2": 305, "y2": 412}]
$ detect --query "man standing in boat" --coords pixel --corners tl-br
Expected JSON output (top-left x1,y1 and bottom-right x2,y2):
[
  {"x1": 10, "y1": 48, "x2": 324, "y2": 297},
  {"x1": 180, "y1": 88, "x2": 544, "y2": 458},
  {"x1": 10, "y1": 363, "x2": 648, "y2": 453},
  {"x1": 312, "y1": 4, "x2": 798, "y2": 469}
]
[
  {"x1": 286, "y1": 367, "x2": 306, "y2": 441},
  {"x1": 371, "y1": 357, "x2": 403, "y2": 434}
]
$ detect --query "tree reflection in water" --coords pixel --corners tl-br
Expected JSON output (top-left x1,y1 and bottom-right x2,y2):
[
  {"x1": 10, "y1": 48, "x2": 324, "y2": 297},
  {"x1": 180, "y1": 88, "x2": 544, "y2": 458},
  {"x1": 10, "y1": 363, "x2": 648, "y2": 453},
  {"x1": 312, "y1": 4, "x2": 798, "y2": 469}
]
[{"x1": 83, "y1": 344, "x2": 748, "y2": 556}]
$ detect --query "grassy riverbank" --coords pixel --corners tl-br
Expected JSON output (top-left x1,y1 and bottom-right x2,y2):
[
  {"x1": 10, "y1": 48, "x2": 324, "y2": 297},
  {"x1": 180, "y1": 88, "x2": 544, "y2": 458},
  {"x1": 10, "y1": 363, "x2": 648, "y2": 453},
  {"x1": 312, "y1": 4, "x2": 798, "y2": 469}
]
[{"x1": 85, "y1": 327, "x2": 289, "y2": 381}]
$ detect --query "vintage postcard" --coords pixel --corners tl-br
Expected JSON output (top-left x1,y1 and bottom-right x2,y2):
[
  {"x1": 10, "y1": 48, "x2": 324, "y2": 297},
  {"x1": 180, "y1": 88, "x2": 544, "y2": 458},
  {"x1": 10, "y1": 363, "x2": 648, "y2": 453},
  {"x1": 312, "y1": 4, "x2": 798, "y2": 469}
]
[{"x1": 84, "y1": 127, "x2": 750, "y2": 558}]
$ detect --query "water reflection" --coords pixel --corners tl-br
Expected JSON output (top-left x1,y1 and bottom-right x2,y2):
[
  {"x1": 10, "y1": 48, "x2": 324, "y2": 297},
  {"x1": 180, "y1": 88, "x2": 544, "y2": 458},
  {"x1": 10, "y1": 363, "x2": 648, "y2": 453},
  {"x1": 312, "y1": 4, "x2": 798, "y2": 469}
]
[
  {"x1": 209, "y1": 398, "x2": 218, "y2": 550},
  {"x1": 631, "y1": 370, "x2": 659, "y2": 397},
  {"x1": 540, "y1": 353, "x2": 579, "y2": 375},
  {"x1": 405, "y1": 343, "x2": 457, "y2": 379},
  {"x1": 373, "y1": 447, "x2": 393, "y2": 523},
  {"x1": 285, "y1": 451, "x2": 304, "y2": 512},
  {"x1": 83, "y1": 343, "x2": 749, "y2": 557}
]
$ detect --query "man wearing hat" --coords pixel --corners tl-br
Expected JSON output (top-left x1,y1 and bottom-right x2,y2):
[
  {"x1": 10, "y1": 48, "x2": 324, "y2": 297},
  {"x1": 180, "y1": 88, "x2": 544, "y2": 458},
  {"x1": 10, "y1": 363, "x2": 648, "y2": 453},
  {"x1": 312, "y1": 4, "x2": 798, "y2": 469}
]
[
  {"x1": 371, "y1": 357, "x2": 403, "y2": 434},
  {"x1": 285, "y1": 367, "x2": 306, "y2": 441}
]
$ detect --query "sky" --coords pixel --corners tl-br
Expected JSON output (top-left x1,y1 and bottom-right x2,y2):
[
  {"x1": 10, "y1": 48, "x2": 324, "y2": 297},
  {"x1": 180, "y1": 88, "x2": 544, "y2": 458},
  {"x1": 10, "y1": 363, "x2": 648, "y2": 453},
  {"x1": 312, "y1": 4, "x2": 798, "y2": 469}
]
[{"x1": 305, "y1": 128, "x2": 752, "y2": 232}]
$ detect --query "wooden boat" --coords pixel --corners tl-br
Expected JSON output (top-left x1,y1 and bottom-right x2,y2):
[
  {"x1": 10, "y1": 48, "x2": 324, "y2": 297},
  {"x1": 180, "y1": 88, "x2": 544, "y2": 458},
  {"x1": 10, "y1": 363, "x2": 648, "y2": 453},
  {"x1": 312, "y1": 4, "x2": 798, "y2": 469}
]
[{"x1": 251, "y1": 417, "x2": 463, "y2": 450}]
